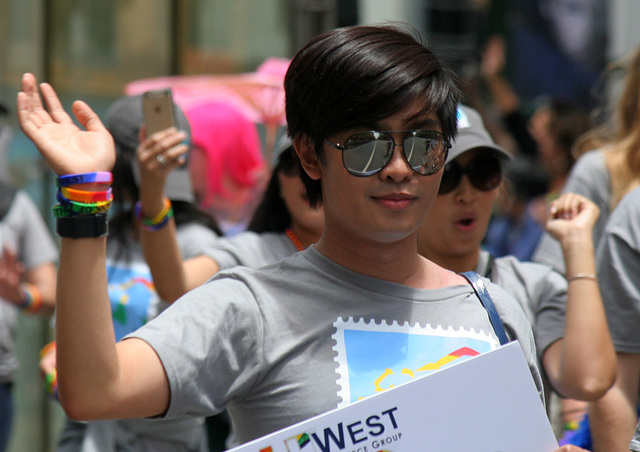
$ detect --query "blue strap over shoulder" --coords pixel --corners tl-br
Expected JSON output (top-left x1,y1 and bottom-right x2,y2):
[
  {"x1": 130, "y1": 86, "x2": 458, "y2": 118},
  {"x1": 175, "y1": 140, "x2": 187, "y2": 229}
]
[{"x1": 459, "y1": 271, "x2": 509, "y2": 346}]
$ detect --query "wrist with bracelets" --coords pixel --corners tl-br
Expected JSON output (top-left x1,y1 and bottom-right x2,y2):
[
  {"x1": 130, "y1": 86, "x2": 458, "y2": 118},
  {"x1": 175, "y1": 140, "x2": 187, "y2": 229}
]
[
  {"x1": 134, "y1": 197, "x2": 173, "y2": 231},
  {"x1": 53, "y1": 172, "x2": 112, "y2": 239}
]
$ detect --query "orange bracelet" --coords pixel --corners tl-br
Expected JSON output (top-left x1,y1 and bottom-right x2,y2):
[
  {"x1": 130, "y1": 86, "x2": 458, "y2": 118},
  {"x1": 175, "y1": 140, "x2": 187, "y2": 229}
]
[
  {"x1": 60, "y1": 186, "x2": 113, "y2": 203},
  {"x1": 39, "y1": 341, "x2": 56, "y2": 358}
]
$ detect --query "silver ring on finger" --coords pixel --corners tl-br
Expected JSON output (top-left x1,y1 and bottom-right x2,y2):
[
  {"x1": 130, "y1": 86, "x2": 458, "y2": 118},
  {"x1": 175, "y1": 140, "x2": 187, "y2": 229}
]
[{"x1": 156, "y1": 154, "x2": 167, "y2": 166}]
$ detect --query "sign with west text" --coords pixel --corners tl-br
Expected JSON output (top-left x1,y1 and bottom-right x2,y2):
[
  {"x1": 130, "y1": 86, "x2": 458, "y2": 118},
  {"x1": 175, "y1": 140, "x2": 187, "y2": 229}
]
[{"x1": 229, "y1": 341, "x2": 558, "y2": 452}]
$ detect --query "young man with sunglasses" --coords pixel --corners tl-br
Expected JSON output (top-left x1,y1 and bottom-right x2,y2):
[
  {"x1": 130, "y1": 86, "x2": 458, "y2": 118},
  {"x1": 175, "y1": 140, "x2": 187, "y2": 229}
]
[
  {"x1": 418, "y1": 105, "x2": 615, "y2": 411},
  {"x1": 18, "y1": 25, "x2": 585, "y2": 451}
]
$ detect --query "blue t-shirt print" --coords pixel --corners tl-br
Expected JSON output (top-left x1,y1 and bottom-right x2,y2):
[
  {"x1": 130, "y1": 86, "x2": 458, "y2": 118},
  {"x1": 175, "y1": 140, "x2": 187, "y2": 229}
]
[
  {"x1": 332, "y1": 317, "x2": 497, "y2": 407},
  {"x1": 106, "y1": 261, "x2": 159, "y2": 342}
]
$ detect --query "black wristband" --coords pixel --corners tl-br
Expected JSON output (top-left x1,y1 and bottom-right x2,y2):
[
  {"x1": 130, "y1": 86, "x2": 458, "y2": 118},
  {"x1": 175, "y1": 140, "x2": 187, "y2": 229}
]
[{"x1": 56, "y1": 213, "x2": 109, "y2": 239}]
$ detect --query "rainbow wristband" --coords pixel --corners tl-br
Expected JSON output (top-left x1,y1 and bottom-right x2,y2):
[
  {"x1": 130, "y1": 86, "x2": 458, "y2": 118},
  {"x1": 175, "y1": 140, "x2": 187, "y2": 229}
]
[
  {"x1": 20, "y1": 283, "x2": 43, "y2": 314},
  {"x1": 60, "y1": 186, "x2": 113, "y2": 204},
  {"x1": 135, "y1": 198, "x2": 173, "y2": 231},
  {"x1": 56, "y1": 190, "x2": 112, "y2": 207},
  {"x1": 57, "y1": 172, "x2": 113, "y2": 187}
]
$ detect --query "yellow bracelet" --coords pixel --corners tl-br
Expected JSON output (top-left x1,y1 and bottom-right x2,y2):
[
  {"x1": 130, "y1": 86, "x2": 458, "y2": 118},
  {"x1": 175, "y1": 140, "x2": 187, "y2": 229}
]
[{"x1": 567, "y1": 274, "x2": 599, "y2": 283}]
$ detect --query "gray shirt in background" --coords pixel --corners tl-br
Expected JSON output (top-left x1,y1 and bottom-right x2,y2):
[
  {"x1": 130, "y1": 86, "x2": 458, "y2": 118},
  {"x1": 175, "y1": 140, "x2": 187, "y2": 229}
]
[
  {"x1": 533, "y1": 149, "x2": 611, "y2": 273},
  {"x1": 202, "y1": 230, "x2": 298, "y2": 271},
  {"x1": 0, "y1": 190, "x2": 58, "y2": 383}
]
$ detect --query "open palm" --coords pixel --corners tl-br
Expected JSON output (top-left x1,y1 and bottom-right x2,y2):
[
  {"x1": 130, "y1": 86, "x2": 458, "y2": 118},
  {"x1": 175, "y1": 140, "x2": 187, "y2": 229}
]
[{"x1": 17, "y1": 73, "x2": 115, "y2": 176}]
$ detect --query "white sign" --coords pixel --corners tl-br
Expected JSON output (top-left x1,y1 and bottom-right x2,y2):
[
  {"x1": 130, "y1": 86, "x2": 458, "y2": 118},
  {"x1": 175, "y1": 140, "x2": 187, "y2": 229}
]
[{"x1": 229, "y1": 341, "x2": 558, "y2": 452}]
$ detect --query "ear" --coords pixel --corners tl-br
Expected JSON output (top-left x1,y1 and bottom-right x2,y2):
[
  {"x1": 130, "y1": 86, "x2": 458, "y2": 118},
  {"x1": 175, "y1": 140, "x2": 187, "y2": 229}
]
[{"x1": 294, "y1": 135, "x2": 322, "y2": 180}]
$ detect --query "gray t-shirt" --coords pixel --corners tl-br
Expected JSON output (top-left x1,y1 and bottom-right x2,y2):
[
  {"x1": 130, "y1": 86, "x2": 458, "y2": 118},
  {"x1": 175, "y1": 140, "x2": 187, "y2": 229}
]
[
  {"x1": 596, "y1": 185, "x2": 640, "y2": 354},
  {"x1": 477, "y1": 250, "x2": 567, "y2": 360},
  {"x1": 130, "y1": 247, "x2": 542, "y2": 445},
  {"x1": 0, "y1": 190, "x2": 58, "y2": 383},
  {"x1": 533, "y1": 149, "x2": 611, "y2": 273},
  {"x1": 631, "y1": 418, "x2": 640, "y2": 452},
  {"x1": 201, "y1": 230, "x2": 297, "y2": 271}
]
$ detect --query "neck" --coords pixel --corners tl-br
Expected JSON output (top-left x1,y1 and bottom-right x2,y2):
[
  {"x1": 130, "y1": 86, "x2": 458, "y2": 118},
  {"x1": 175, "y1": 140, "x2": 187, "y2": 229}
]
[
  {"x1": 315, "y1": 224, "x2": 442, "y2": 288},
  {"x1": 288, "y1": 223, "x2": 322, "y2": 250},
  {"x1": 418, "y1": 247, "x2": 480, "y2": 275}
]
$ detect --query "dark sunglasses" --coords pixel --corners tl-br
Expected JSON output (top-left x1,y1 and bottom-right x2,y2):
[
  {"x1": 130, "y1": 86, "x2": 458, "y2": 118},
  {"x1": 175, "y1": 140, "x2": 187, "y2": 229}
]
[
  {"x1": 438, "y1": 155, "x2": 502, "y2": 195},
  {"x1": 324, "y1": 130, "x2": 450, "y2": 177}
]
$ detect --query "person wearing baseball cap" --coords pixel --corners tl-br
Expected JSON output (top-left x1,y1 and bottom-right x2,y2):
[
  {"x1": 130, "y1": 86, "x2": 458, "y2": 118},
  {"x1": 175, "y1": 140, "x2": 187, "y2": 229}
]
[{"x1": 418, "y1": 105, "x2": 615, "y2": 421}]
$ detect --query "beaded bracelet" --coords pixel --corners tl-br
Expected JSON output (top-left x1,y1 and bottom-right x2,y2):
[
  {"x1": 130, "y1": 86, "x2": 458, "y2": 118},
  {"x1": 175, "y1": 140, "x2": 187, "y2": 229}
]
[
  {"x1": 20, "y1": 283, "x2": 43, "y2": 313},
  {"x1": 57, "y1": 171, "x2": 113, "y2": 187},
  {"x1": 134, "y1": 198, "x2": 173, "y2": 231},
  {"x1": 60, "y1": 186, "x2": 113, "y2": 204}
]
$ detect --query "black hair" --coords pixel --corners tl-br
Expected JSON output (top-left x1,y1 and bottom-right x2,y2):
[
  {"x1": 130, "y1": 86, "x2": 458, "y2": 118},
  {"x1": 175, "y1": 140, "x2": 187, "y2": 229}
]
[
  {"x1": 247, "y1": 146, "x2": 299, "y2": 233},
  {"x1": 284, "y1": 24, "x2": 462, "y2": 207}
]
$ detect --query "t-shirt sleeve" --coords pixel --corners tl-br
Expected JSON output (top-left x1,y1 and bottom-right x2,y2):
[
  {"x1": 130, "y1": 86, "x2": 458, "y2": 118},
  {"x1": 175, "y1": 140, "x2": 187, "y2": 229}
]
[
  {"x1": 596, "y1": 191, "x2": 640, "y2": 353},
  {"x1": 531, "y1": 269, "x2": 567, "y2": 358},
  {"x1": 202, "y1": 232, "x2": 295, "y2": 271},
  {"x1": 176, "y1": 223, "x2": 220, "y2": 260},
  {"x1": 533, "y1": 150, "x2": 610, "y2": 273},
  {"x1": 126, "y1": 276, "x2": 265, "y2": 419}
]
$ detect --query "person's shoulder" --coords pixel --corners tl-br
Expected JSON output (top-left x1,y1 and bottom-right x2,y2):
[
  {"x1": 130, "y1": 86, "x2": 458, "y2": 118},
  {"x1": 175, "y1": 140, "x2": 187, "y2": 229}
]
[
  {"x1": 494, "y1": 255, "x2": 566, "y2": 291},
  {"x1": 573, "y1": 148, "x2": 606, "y2": 170},
  {"x1": 494, "y1": 255, "x2": 558, "y2": 277}
]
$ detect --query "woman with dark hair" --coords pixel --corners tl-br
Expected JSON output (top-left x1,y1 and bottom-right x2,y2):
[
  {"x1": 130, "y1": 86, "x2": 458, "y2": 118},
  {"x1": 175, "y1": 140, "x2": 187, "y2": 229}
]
[
  {"x1": 40, "y1": 95, "x2": 220, "y2": 452},
  {"x1": 141, "y1": 134, "x2": 323, "y2": 304}
]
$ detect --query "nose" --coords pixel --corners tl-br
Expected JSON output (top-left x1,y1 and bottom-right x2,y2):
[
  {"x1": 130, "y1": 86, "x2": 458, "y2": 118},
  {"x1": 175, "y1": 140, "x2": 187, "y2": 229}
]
[
  {"x1": 378, "y1": 140, "x2": 413, "y2": 182},
  {"x1": 452, "y1": 174, "x2": 476, "y2": 203}
]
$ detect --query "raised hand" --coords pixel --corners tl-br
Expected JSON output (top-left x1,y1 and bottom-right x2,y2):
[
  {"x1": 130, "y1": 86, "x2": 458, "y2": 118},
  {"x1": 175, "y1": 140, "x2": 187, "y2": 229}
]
[
  {"x1": 136, "y1": 126, "x2": 189, "y2": 202},
  {"x1": 480, "y1": 35, "x2": 507, "y2": 80},
  {"x1": 16, "y1": 73, "x2": 116, "y2": 176},
  {"x1": 545, "y1": 192, "x2": 600, "y2": 242}
]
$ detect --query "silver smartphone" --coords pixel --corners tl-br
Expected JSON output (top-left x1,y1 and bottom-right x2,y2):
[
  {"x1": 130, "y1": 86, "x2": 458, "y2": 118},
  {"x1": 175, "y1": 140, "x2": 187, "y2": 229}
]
[{"x1": 142, "y1": 88, "x2": 175, "y2": 136}]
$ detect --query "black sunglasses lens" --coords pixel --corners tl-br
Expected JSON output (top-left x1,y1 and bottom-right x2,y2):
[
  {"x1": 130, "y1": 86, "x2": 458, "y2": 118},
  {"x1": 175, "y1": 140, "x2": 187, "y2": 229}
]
[
  {"x1": 342, "y1": 132, "x2": 393, "y2": 176},
  {"x1": 468, "y1": 157, "x2": 502, "y2": 191},
  {"x1": 438, "y1": 156, "x2": 502, "y2": 194},
  {"x1": 438, "y1": 161, "x2": 462, "y2": 194}
]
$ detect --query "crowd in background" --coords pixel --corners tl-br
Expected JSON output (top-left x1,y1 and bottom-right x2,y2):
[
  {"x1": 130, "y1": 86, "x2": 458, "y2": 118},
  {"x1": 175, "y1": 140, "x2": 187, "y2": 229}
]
[{"x1": 1, "y1": 6, "x2": 640, "y2": 452}]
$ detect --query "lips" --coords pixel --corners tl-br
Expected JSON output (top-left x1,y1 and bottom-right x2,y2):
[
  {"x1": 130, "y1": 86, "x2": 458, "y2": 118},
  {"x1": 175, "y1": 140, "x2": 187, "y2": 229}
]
[
  {"x1": 372, "y1": 193, "x2": 416, "y2": 210},
  {"x1": 455, "y1": 214, "x2": 477, "y2": 232}
]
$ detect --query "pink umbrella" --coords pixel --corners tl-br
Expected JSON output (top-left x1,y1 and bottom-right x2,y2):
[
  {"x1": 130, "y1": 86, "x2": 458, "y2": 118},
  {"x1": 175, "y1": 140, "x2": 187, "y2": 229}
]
[{"x1": 125, "y1": 57, "x2": 289, "y2": 162}]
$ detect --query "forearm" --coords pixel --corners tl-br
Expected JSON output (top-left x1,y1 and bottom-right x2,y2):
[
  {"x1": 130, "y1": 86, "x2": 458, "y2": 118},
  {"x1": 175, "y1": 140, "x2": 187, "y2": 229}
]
[
  {"x1": 552, "y1": 234, "x2": 615, "y2": 398},
  {"x1": 140, "y1": 221, "x2": 188, "y2": 303},
  {"x1": 590, "y1": 354, "x2": 640, "y2": 452},
  {"x1": 483, "y1": 74, "x2": 519, "y2": 115},
  {"x1": 55, "y1": 236, "x2": 121, "y2": 418}
]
